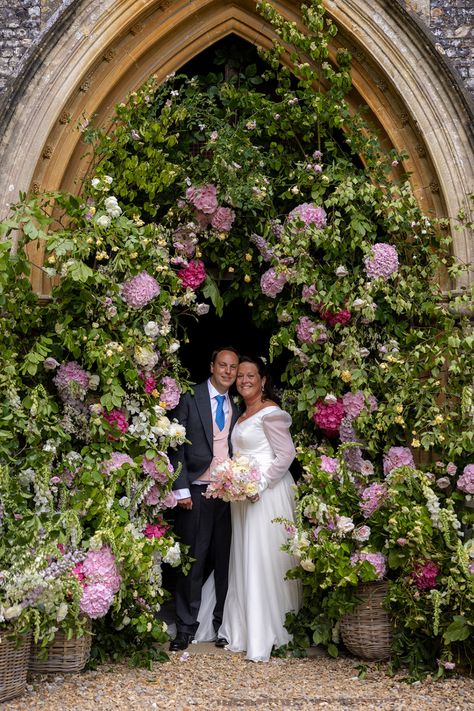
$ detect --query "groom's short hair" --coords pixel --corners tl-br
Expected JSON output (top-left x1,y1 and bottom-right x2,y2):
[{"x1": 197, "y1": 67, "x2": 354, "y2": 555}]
[{"x1": 211, "y1": 346, "x2": 240, "y2": 364}]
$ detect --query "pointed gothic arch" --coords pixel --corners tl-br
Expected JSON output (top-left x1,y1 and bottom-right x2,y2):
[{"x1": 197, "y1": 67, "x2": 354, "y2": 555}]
[{"x1": 0, "y1": 0, "x2": 472, "y2": 295}]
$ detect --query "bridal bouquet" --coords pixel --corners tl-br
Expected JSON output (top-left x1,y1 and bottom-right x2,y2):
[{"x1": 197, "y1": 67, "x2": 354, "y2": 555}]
[{"x1": 204, "y1": 455, "x2": 261, "y2": 502}]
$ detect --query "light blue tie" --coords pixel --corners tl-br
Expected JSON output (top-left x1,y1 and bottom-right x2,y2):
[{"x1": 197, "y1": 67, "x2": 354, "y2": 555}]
[{"x1": 215, "y1": 395, "x2": 226, "y2": 431}]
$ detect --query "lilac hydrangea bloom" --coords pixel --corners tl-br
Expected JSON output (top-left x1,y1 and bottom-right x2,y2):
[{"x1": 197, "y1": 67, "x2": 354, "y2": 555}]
[
  {"x1": 250, "y1": 233, "x2": 274, "y2": 261},
  {"x1": 53, "y1": 362, "x2": 90, "y2": 401},
  {"x1": 186, "y1": 184, "x2": 218, "y2": 214},
  {"x1": 383, "y1": 446, "x2": 415, "y2": 476},
  {"x1": 360, "y1": 482, "x2": 387, "y2": 517},
  {"x1": 457, "y1": 464, "x2": 474, "y2": 494},
  {"x1": 288, "y1": 203, "x2": 327, "y2": 230},
  {"x1": 160, "y1": 376, "x2": 181, "y2": 410},
  {"x1": 121, "y1": 271, "x2": 160, "y2": 309},
  {"x1": 260, "y1": 268, "x2": 287, "y2": 298},
  {"x1": 80, "y1": 582, "x2": 115, "y2": 619},
  {"x1": 350, "y1": 551, "x2": 386, "y2": 579},
  {"x1": 102, "y1": 452, "x2": 134, "y2": 476},
  {"x1": 342, "y1": 391, "x2": 366, "y2": 420},
  {"x1": 364, "y1": 243, "x2": 399, "y2": 280}
]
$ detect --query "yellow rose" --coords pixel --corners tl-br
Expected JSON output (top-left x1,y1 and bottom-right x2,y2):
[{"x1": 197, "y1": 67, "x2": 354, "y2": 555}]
[
  {"x1": 411, "y1": 438, "x2": 421, "y2": 447},
  {"x1": 228, "y1": 266, "x2": 235, "y2": 273},
  {"x1": 245, "y1": 253, "x2": 252, "y2": 261},
  {"x1": 244, "y1": 274, "x2": 251, "y2": 283},
  {"x1": 394, "y1": 416, "x2": 405, "y2": 425},
  {"x1": 341, "y1": 370, "x2": 352, "y2": 383},
  {"x1": 434, "y1": 415, "x2": 444, "y2": 425},
  {"x1": 47, "y1": 255, "x2": 56, "y2": 264},
  {"x1": 395, "y1": 404, "x2": 403, "y2": 414}
]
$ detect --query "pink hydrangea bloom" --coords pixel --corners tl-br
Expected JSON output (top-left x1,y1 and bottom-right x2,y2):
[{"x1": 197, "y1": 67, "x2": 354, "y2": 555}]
[
  {"x1": 383, "y1": 446, "x2": 415, "y2": 476},
  {"x1": 103, "y1": 409, "x2": 128, "y2": 435},
  {"x1": 411, "y1": 560, "x2": 439, "y2": 590},
  {"x1": 82, "y1": 546, "x2": 121, "y2": 594},
  {"x1": 260, "y1": 268, "x2": 287, "y2": 298},
  {"x1": 313, "y1": 399, "x2": 345, "y2": 437},
  {"x1": 342, "y1": 391, "x2": 366, "y2": 420},
  {"x1": 145, "y1": 485, "x2": 161, "y2": 506},
  {"x1": 144, "y1": 522, "x2": 169, "y2": 539},
  {"x1": 288, "y1": 203, "x2": 327, "y2": 230},
  {"x1": 142, "y1": 453, "x2": 174, "y2": 484},
  {"x1": 80, "y1": 582, "x2": 115, "y2": 619},
  {"x1": 162, "y1": 490, "x2": 178, "y2": 508},
  {"x1": 121, "y1": 271, "x2": 160, "y2": 309},
  {"x1": 366, "y1": 394, "x2": 378, "y2": 413},
  {"x1": 211, "y1": 207, "x2": 236, "y2": 232},
  {"x1": 320, "y1": 455, "x2": 338, "y2": 473},
  {"x1": 320, "y1": 306, "x2": 351, "y2": 327},
  {"x1": 364, "y1": 243, "x2": 399, "y2": 281},
  {"x1": 350, "y1": 551, "x2": 386, "y2": 579},
  {"x1": 360, "y1": 482, "x2": 387, "y2": 518},
  {"x1": 102, "y1": 452, "x2": 134, "y2": 476},
  {"x1": 160, "y1": 376, "x2": 181, "y2": 409},
  {"x1": 339, "y1": 417, "x2": 364, "y2": 472},
  {"x1": 296, "y1": 316, "x2": 316, "y2": 344},
  {"x1": 178, "y1": 260, "x2": 206, "y2": 290},
  {"x1": 457, "y1": 464, "x2": 474, "y2": 494},
  {"x1": 186, "y1": 184, "x2": 218, "y2": 214},
  {"x1": 53, "y1": 362, "x2": 90, "y2": 400}
]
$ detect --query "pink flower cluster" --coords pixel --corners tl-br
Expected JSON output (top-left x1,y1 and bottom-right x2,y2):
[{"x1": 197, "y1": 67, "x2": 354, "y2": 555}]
[
  {"x1": 102, "y1": 451, "x2": 134, "y2": 476},
  {"x1": 204, "y1": 456, "x2": 261, "y2": 502},
  {"x1": 159, "y1": 376, "x2": 181, "y2": 409},
  {"x1": 145, "y1": 486, "x2": 178, "y2": 508},
  {"x1": 211, "y1": 207, "x2": 235, "y2": 232},
  {"x1": 121, "y1": 271, "x2": 160, "y2": 309},
  {"x1": 103, "y1": 409, "x2": 128, "y2": 437},
  {"x1": 142, "y1": 452, "x2": 174, "y2": 484},
  {"x1": 77, "y1": 546, "x2": 121, "y2": 619},
  {"x1": 411, "y1": 560, "x2": 439, "y2": 590},
  {"x1": 383, "y1": 446, "x2": 415, "y2": 476},
  {"x1": 339, "y1": 417, "x2": 364, "y2": 472},
  {"x1": 296, "y1": 316, "x2": 327, "y2": 344},
  {"x1": 359, "y1": 482, "x2": 387, "y2": 518},
  {"x1": 144, "y1": 521, "x2": 169, "y2": 539},
  {"x1": 53, "y1": 362, "x2": 90, "y2": 401},
  {"x1": 288, "y1": 202, "x2": 327, "y2": 230},
  {"x1": 143, "y1": 375, "x2": 157, "y2": 394},
  {"x1": 350, "y1": 551, "x2": 386, "y2": 579},
  {"x1": 320, "y1": 455, "x2": 338, "y2": 473},
  {"x1": 178, "y1": 259, "x2": 206, "y2": 290},
  {"x1": 260, "y1": 267, "x2": 287, "y2": 298},
  {"x1": 186, "y1": 184, "x2": 218, "y2": 214},
  {"x1": 313, "y1": 399, "x2": 345, "y2": 437},
  {"x1": 320, "y1": 306, "x2": 351, "y2": 327},
  {"x1": 364, "y1": 243, "x2": 399, "y2": 281},
  {"x1": 342, "y1": 391, "x2": 365, "y2": 419},
  {"x1": 457, "y1": 464, "x2": 474, "y2": 494}
]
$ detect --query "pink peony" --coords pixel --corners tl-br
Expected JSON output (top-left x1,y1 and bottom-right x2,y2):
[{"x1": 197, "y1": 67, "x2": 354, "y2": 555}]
[
  {"x1": 103, "y1": 409, "x2": 128, "y2": 436},
  {"x1": 288, "y1": 202, "x2": 327, "y2": 230},
  {"x1": 260, "y1": 268, "x2": 287, "y2": 298},
  {"x1": 53, "y1": 362, "x2": 90, "y2": 400},
  {"x1": 80, "y1": 582, "x2": 115, "y2": 619},
  {"x1": 211, "y1": 207, "x2": 236, "y2": 232},
  {"x1": 121, "y1": 271, "x2": 160, "y2": 309},
  {"x1": 313, "y1": 399, "x2": 345, "y2": 437},
  {"x1": 383, "y1": 446, "x2": 415, "y2": 476},
  {"x1": 320, "y1": 306, "x2": 351, "y2": 327},
  {"x1": 102, "y1": 452, "x2": 134, "y2": 476},
  {"x1": 178, "y1": 260, "x2": 206, "y2": 290},
  {"x1": 142, "y1": 453, "x2": 174, "y2": 484},
  {"x1": 360, "y1": 482, "x2": 387, "y2": 518},
  {"x1": 411, "y1": 560, "x2": 439, "y2": 590},
  {"x1": 457, "y1": 464, "x2": 474, "y2": 494},
  {"x1": 350, "y1": 551, "x2": 386, "y2": 579},
  {"x1": 160, "y1": 376, "x2": 181, "y2": 410},
  {"x1": 82, "y1": 546, "x2": 121, "y2": 594},
  {"x1": 364, "y1": 243, "x2": 399, "y2": 281},
  {"x1": 144, "y1": 522, "x2": 169, "y2": 539},
  {"x1": 342, "y1": 391, "x2": 366, "y2": 420},
  {"x1": 186, "y1": 184, "x2": 218, "y2": 214},
  {"x1": 320, "y1": 455, "x2": 338, "y2": 473}
]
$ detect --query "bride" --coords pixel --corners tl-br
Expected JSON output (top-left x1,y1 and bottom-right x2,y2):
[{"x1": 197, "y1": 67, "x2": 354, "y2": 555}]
[{"x1": 197, "y1": 356, "x2": 301, "y2": 662}]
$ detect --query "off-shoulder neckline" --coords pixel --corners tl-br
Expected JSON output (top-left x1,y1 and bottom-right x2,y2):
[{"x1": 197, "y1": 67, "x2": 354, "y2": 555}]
[{"x1": 236, "y1": 405, "x2": 281, "y2": 425}]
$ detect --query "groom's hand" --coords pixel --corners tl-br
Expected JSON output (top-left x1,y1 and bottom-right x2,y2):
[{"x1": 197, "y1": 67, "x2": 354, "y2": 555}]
[{"x1": 178, "y1": 496, "x2": 193, "y2": 509}]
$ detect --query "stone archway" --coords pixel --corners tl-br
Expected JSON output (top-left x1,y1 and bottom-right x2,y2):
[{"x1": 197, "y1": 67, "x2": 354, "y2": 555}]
[{"x1": 0, "y1": 0, "x2": 472, "y2": 296}]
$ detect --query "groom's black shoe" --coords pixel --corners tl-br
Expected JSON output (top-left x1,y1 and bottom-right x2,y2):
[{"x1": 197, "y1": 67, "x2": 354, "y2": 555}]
[
  {"x1": 169, "y1": 632, "x2": 193, "y2": 651},
  {"x1": 215, "y1": 636, "x2": 228, "y2": 648}
]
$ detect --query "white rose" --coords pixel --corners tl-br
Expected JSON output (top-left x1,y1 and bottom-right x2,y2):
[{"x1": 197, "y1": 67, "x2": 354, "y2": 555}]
[
  {"x1": 56, "y1": 602, "x2": 68, "y2": 622},
  {"x1": 144, "y1": 321, "x2": 160, "y2": 339},
  {"x1": 89, "y1": 374, "x2": 100, "y2": 391},
  {"x1": 103, "y1": 175, "x2": 113, "y2": 185},
  {"x1": 134, "y1": 346, "x2": 159, "y2": 370},
  {"x1": 352, "y1": 298, "x2": 366, "y2": 309},
  {"x1": 335, "y1": 265, "x2": 348, "y2": 277},
  {"x1": 300, "y1": 559, "x2": 315, "y2": 572},
  {"x1": 324, "y1": 393, "x2": 338, "y2": 404},
  {"x1": 336, "y1": 515, "x2": 355, "y2": 535},
  {"x1": 91, "y1": 178, "x2": 101, "y2": 188},
  {"x1": 163, "y1": 542, "x2": 181, "y2": 566},
  {"x1": 96, "y1": 214, "x2": 111, "y2": 228},
  {"x1": 168, "y1": 340, "x2": 180, "y2": 353},
  {"x1": 4, "y1": 604, "x2": 22, "y2": 620}
]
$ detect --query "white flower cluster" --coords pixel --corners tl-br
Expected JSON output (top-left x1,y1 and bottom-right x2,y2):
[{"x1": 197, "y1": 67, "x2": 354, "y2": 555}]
[
  {"x1": 104, "y1": 195, "x2": 122, "y2": 218},
  {"x1": 128, "y1": 408, "x2": 186, "y2": 447},
  {"x1": 163, "y1": 542, "x2": 181, "y2": 566}
]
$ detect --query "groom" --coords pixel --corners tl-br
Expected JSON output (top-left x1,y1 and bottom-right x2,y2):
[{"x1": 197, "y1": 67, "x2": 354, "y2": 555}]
[{"x1": 169, "y1": 346, "x2": 240, "y2": 651}]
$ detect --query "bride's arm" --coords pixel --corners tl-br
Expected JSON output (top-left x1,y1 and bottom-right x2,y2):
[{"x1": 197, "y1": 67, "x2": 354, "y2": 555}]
[{"x1": 260, "y1": 411, "x2": 296, "y2": 490}]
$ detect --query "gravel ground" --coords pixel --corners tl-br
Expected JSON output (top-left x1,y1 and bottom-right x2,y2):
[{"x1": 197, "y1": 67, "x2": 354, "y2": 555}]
[{"x1": 3, "y1": 644, "x2": 474, "y2": 711}]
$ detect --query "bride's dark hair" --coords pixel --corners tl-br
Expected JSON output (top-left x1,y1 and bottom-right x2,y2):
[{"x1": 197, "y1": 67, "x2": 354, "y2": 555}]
[{"x1": 239, "y1": 355, "x2": 280, "y2": 404}]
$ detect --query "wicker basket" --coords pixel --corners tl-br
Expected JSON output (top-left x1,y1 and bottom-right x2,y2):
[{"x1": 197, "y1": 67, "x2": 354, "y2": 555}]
[
  {"x1": 0, "y1": 634, "x2": 31, "y2": 704},
  {"x1": 340, "y1": 581, "x2": 392, "y2": 661},
  {"x1": 29, "y1": 627, "x2": 91, "y2": 674}
]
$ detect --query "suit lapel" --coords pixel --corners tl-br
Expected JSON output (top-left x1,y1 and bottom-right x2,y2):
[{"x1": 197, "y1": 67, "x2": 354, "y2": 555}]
[{"x1": 195, "y1": 381, "x2": 213, "y2": 451}]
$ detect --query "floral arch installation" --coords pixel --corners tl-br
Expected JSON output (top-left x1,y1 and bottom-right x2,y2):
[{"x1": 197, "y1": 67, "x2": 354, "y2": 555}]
[{"x1": 0, "y1": 0, "x2": 472, "y2": 296}]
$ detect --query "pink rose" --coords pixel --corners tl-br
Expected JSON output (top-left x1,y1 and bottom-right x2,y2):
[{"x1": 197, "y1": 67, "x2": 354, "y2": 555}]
[{"x1": 211, "y1": 207, "x2": 236, "y2": 232}]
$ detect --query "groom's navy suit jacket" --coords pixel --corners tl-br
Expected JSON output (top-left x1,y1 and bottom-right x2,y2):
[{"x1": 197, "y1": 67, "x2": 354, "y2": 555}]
[{"x1": 171, "y1": 380, "x2": 240, "y2": 491}]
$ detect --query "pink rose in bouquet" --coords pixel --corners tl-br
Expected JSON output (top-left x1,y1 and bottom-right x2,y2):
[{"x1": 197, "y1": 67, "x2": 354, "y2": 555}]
[{"x1": 204, "y1": 455, "x2": 261, "y2": 502}]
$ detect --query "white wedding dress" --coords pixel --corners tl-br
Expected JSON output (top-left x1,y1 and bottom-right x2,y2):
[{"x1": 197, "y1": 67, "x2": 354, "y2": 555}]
[{"x1": 196, "y1": 406, "x2": 301, "y2": 661}]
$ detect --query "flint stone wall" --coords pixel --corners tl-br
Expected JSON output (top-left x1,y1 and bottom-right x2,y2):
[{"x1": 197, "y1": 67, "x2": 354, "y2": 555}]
[{"x1": 0, "y1": 0, "x2": 472, "y2": 95}]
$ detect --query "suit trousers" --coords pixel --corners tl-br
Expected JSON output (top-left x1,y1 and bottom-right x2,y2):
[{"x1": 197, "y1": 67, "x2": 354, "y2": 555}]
[{"x1": 174, "y1": 484, "x2": 231, "y2": 636}]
